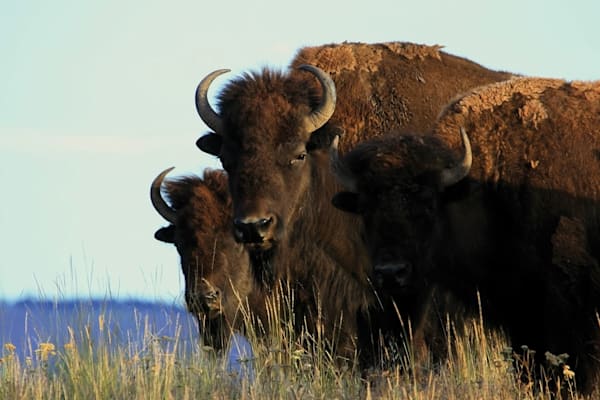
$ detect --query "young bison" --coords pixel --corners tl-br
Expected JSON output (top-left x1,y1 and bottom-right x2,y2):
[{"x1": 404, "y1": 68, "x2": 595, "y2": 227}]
[{"x1": 151, "y1": 167, "x2": 267, "y2": 350}]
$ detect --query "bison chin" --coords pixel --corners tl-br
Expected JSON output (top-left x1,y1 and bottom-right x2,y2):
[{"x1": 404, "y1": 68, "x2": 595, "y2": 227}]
[
  {"x1": 243, "y1": 241, "x2": 275, "y2": 252},
  {"x1": 196, "y1": 314, "x2": 228, "y2": 350},
  {"x1": 233, "y1": 227, "x2": 277, "y2": 251}
]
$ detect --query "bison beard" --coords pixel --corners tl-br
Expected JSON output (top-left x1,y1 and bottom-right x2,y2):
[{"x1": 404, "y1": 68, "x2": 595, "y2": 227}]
[
  {"x1": 193, "y1": 42, "x2": 514, "y2": 365},
  {"x1": 332, "y1": 77, "x2": 600, "y2": 393}
]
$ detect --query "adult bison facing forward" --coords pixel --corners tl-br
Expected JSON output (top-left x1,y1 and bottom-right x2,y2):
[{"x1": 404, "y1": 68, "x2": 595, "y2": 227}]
[
  {"x1": 194, "y1": 41, "x2": 513, "y2": 363},
  {"x1": 196, "y1": 42, "x2": 512, "y2": 253},
  {"x1": 151, "y1": 167, "x2": 267, "y2": 350},
  {"x1": 332, "y1": 78, "x2": 600, "y2": 392}
]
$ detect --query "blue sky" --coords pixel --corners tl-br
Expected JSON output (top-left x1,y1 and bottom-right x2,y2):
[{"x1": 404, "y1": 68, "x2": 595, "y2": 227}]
[{"x1": 1, "y1": 0, "x2": 599, "y2": 302}]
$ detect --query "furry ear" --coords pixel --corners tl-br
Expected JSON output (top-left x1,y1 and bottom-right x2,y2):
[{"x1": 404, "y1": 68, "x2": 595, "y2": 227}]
[
  {"x1": 154, "y1": 226, "x2": 176, "y2": 243},
  {"x1": 332, "y1": 191, "x2": 361, "y2": 214},
  {"x1": 307, "y1": 126, "x2": 344, "y2": 152},
  {"x1": 196, "y1": 133, "x2": 222, "y2": 156}
]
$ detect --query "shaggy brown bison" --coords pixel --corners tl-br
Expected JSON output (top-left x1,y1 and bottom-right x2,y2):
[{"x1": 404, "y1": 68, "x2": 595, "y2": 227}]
[
  {"x1": 331, "y1": 77, "x2": 600, "y2": 391},
  {"x1": 193, "y1": 41, "x2": 514, "y2": 363},
  {"x1": 195, "y1": 41, "x2": 513, "y2": 250},
  {"x1": 151, "y1": 167, "x2": 267, "y2": 350}
]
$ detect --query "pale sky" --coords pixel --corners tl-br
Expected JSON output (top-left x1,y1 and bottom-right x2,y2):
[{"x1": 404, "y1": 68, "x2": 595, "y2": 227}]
[{"x1": 1, "y1": 0, "x2": 599, "y2": 301}]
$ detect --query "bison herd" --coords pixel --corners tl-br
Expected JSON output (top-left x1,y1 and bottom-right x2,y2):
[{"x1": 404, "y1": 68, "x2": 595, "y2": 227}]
[{"x1": 150, "y1": 42, "x2": 600, "y2": 392}]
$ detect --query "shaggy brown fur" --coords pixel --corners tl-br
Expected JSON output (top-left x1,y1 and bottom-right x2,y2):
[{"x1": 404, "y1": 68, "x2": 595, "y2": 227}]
[
  {"x1": 154, "y1": 169, "x2": 268, "y2": 350},
  {"x1": 291, "y1": 41, "x2": 514, "y2": 151},
  {"x1": 332, "y1": 78, "x2": 600, "y2": 392},
  {"x1": 196, "y1": 41, "x2": 515, "y2": 363}
]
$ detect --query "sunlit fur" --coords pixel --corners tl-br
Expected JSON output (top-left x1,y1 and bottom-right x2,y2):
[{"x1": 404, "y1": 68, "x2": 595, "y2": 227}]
[{"x1": 334, "y1": 78, "x2": 600, "y2": 392}]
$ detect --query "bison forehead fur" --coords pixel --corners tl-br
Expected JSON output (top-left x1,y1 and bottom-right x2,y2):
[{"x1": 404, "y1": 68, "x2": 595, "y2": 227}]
[
  {"x1": 217, "y1": 69, "x2": 321, "y2": 146},
  {"x1": 164, "y1": 170, "x2": 232, "y2": 238}
]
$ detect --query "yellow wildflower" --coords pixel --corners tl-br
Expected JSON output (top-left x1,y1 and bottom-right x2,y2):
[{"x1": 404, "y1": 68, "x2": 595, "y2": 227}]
[
  {"x1": 563, "y1": 364, "x2": 575, "y2": 380},
  {"x1": 39, "y1": 342, "x2": 55, "y2": 352},
  {"x1": 64, "y1": 341, "x2": 76, "y2": 352},
  {"x1": 35, "y1": 342, "x2": 56, "y2": 361},
  {"x1": 4, "y1": 343, "x2": 16, "y2": 353}
]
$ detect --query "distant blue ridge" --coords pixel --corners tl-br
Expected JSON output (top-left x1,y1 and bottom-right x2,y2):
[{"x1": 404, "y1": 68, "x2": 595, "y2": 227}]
[{"x1": 0, "y1": 299, "x2": 200, "y2": 359}]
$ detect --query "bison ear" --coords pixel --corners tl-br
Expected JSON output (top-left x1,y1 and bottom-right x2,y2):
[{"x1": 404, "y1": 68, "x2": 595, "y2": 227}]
[
  {"x1": 332, "y1": 191, "x2": 361, "y2": 214},
  {"x1": 307, "y1": 127, "x2": 344, "y2": 152},
  {"x1": 155, "y1": 226, "x2": 175, "y2": 243},
  {"x1": 196, "y1": 133, "x2": 222, "y2": 156}
]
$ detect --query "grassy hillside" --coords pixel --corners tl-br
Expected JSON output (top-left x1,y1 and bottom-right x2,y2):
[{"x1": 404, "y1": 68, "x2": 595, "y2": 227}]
[{"x1": 0, "y1": 298, "x2": 596, "y2": 399}]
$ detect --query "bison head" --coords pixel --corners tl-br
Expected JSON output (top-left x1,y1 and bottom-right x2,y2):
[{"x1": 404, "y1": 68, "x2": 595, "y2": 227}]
[
  {"x1": 151, "y1": 167, "x2": 254, "y2": 349},
  {"x1": 194, "y1": 65, "x2": 336, "y2": 251},
  {"x1": 330, "y1": 129, "x2": 471, "y2": 294}
]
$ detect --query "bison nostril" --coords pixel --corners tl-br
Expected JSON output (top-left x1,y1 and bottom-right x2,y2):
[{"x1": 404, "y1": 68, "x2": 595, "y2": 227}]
[
  {"x1": 233, "y1": 227, "x2": 244, "y2": 241},
  {"x1": 233, "y1": 218, "x2": 257, "y2": 243},
  {"x1": 257, "y1": 217, "x2": 273, "y2": 228}
]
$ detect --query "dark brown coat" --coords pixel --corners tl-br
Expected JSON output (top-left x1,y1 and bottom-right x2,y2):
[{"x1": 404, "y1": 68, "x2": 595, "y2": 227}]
[
  {"x1": 194, "y1": 41, "x2": 514, "y2": 361},
  {"x1": 151, "y1": 168, "x2": 268, "y2": 350},
  {"x1": 332, "y1": 78, "x2": 600, "y2": 391}
]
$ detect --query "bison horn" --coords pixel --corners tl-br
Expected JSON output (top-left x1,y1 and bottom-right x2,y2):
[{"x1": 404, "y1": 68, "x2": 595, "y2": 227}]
[
  {"x1": 298, "y1": 64, "x2": 337, "y2": 135},
  {"x1": 329, "y1": 135, "x2": 357, "y2": 192},
  {"x1": 150, "y1": 167, "x2": 177, "y2": 224},
  {"x1": 439, "y1": 127, "x2": 472, "y2": 188},
  {"x1": 195, "y1": 69, "x2": 230, "y2": 133}
]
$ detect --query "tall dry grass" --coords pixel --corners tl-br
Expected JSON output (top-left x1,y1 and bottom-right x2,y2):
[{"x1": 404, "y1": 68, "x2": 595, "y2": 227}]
[{"x1": 1, "y1": 291, "x2": 597, "y2": 400}]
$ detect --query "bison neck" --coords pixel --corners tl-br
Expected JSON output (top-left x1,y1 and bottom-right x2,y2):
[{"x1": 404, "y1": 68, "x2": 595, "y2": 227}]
[
  {"x1": 276, "y1": 163, "x2": 370, "y2": 287},
  {"x1": 248, "y1": 162, "x2": 374, "y2": 357}
]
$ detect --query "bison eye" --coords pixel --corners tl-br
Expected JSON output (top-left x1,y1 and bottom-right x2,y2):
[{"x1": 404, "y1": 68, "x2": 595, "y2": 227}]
[{"x1": 290, "y1": 152, "x2": 307, "y2": 165}]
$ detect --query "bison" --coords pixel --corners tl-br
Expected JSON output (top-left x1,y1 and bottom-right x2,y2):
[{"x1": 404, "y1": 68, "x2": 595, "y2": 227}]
[
  {"x1": 193, "y1": 41, "x2": 514, "y2": 363},
  {"x1": 151, "y1": 167, "x2": 268, "y2": 350},
  {"x1": 331, "y1": 77, "x2": 600, "y2": 391}
]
